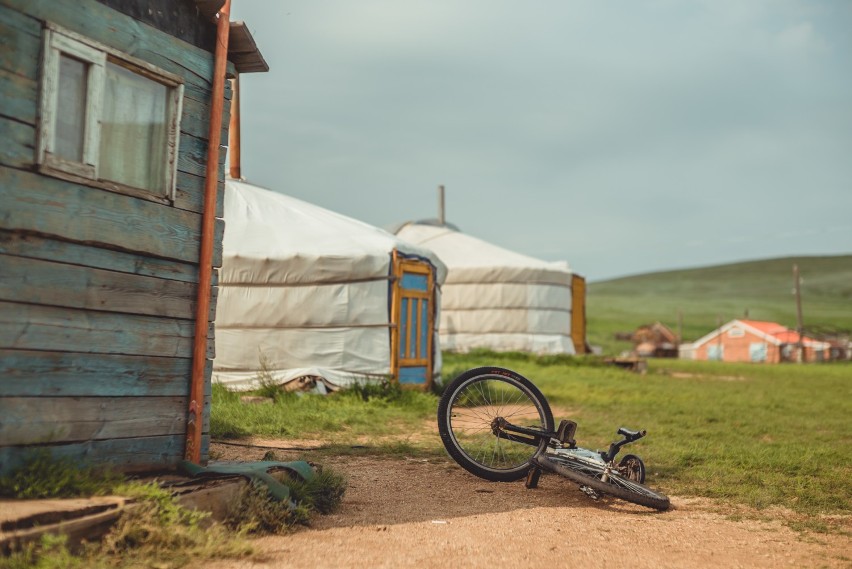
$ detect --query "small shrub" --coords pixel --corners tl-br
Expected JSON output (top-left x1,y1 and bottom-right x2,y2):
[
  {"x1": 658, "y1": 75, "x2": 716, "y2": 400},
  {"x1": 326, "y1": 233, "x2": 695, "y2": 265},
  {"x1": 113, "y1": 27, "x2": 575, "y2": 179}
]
[
  {"x1": 225, "y1": 458, "x2": 347, "y2": 533},
  {"x1": 254, "y1": 352, "x2": 292, "y2": 401},
  {"x1": 225, "y1": 484, "x2": 310, "y2": 534},
  {"x1": 287, "y1": 466, "x2": 347, "y2": 515}
]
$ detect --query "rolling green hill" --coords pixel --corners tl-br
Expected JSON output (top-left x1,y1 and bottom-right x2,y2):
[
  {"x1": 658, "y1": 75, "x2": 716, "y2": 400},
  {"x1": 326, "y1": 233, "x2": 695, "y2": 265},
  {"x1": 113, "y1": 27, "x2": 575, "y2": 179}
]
[{"x1": 586, "y1": 255, "x2": 852, "y2": 355}]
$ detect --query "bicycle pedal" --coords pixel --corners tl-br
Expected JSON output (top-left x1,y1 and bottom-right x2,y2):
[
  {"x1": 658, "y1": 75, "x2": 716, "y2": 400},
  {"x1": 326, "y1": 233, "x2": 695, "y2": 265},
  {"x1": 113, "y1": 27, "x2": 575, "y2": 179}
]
[{"x1": 525, "y1": 466, "x2": 542, "y2": 489}]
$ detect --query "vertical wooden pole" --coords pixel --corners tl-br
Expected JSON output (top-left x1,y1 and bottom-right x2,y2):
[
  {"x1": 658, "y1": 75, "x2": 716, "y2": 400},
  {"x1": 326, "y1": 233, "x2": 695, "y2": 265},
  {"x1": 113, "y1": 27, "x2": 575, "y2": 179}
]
[
  {"x1": 793, "y1": 264, "x2": 805, "y2": 363},
  {"x1": 228, "y1": 75, "x2": 241, "y2": 179},
  {"x1": 676, "y1": 309, "x2": 683, "y2": 345},
  {"x1": 186, "y1": 0, "x2": 231, "y2": 464},
  {"x1": 716, "y1": 314, "x2": 722, "y2": 361}
]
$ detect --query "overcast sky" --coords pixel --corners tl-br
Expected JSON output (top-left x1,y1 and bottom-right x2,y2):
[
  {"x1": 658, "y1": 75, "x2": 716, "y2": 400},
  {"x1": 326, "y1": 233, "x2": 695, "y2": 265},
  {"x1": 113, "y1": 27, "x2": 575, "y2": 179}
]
[{"x1": 229, "y1": 1, "x2": 851, "y2": 282}]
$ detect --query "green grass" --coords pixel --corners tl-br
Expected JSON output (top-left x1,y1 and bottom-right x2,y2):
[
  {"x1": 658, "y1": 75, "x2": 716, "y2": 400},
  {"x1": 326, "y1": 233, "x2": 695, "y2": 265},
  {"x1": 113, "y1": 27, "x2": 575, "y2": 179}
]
[
  {"x1": 211, "y1": 381, "x2": 437, "y2": 440},
  {"x1": 486, "y1": 356, "x2": 852, "y2": 517},
  {"x1": 587, "y1": 254, "x2": 852, "y2": 355},
  {"x1": 214, "y1": 352, "x2": 852, "y2": 528}
]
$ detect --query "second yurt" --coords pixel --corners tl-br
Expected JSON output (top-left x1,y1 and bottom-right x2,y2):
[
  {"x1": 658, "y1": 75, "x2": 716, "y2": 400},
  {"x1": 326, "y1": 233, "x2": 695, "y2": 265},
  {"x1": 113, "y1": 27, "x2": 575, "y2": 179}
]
[
  {"x1": 394, "y1": 221, "x2": 586, "y2": 355},
  {"x1": 214, "y1": 181, "x2": 447, "y2": 392}
]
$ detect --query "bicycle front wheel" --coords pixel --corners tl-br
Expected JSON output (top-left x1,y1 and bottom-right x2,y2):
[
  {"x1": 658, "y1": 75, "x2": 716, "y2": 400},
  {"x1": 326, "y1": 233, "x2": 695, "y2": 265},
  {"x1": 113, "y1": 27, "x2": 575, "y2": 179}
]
[
  {"x1": 545, "y1": 453, "x2": 670, "y2": 510},
  {"x1": 437, "y1": 367, "x2": 554, "y2": 482}
]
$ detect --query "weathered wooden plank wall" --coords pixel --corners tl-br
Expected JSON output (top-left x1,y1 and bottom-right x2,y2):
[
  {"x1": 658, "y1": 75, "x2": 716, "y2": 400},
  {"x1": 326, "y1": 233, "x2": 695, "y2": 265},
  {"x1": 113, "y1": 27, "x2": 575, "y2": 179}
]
[
  {"x1": 0, "y1": 351, "x2": 212, "y2": 397},
  {"x1": 0, "y1": 0, "x2": 230, "y2": 473},
  {"x1": 0, "y1": 435, "x2": 211, "y2": 474}
]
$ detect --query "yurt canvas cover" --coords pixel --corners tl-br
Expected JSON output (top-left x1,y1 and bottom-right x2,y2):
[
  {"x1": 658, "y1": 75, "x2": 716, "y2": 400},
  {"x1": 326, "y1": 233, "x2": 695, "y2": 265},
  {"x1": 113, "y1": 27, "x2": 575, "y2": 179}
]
[
  {"x1": 394, "y1": 222, "x2": 584, "y2": 355},
  {"x1": 214, "y1": 181, "x2": 446, "y2": 391}
]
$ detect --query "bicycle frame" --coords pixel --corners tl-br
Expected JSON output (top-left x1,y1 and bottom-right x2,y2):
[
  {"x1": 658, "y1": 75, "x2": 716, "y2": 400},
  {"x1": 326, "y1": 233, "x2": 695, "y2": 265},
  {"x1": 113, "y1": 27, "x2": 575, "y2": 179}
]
[{"x1": 492, "y1": 417, "x2": 645, "y2": 465}]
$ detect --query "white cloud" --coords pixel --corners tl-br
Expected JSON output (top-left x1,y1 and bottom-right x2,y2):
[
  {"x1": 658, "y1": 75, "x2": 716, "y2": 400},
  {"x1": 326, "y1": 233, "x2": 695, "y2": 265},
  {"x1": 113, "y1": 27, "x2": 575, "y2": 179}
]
[{"x1": 776, "y1": 21, "x2": 829, "y2": 54}]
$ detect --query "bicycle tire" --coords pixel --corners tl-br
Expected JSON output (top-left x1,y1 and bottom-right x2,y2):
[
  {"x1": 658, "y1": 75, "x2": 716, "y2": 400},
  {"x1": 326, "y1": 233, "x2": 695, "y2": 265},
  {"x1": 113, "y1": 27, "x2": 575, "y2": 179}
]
[
  {"x1": 541, "y1": 453, "x2": 670, "y2": 510},
  {"x1": 438, "y1": 367, "x2": 554, "y2": 482}
]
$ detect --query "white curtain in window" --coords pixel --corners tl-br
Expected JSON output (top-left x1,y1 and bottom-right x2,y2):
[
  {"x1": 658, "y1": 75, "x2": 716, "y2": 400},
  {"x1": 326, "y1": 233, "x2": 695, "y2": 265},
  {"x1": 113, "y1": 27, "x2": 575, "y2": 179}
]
[
  {"x1": 99, "y1": 62, "x2": 168, "y2": 193},
  {"x1": 56, "y1": 55, "x2": 88, "y2": 162}
]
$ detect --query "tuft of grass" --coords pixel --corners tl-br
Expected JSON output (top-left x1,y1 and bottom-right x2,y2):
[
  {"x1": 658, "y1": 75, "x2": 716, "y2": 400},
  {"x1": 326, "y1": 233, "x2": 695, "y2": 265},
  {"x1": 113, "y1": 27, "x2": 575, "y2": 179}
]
[
  {"x1": 99, "y1": 482, "x2": 252, "y2": 566},
  {"x1": 225, "y1": 484, "x2": 311, "y2": 534},
  {"x1": 286, "y1": 466, "x2": 347, "y2": 515},
  {"x1": 347, "y1": 378, "x2": 404, "y2": 402},
  {"x1": 224, "y1": 457, "x2": 347, "y2": 534},
  {"x1": 253, "y1": 352, "x2": 297, "y2": 402},
  {"x1": 0, "y1": 450, "x2": 123, "y2": 499}
]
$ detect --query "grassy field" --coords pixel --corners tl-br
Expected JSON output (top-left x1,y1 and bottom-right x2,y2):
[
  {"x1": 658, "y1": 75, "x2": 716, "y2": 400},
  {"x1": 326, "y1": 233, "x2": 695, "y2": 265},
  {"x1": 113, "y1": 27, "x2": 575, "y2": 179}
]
[
  {"x1": 212, "y1": 352, "x2": 852, "y2": 530},
  {"x1": 586, "y1": 254, "x2": 852, "y2": 355}
]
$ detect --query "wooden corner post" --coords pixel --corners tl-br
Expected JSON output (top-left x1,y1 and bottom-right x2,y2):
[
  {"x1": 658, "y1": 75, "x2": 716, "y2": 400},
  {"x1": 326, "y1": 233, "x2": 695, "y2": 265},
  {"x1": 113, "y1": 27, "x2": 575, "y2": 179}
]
[{"x1": 186, "y1": 0, "x2": 231, "y2": 464}]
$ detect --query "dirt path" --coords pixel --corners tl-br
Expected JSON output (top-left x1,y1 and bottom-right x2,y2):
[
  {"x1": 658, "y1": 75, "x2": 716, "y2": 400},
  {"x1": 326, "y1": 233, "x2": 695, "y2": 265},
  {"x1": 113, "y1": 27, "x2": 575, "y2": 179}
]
[{"x1": 199, "y1": 441, "x2": 850, "y2": 569}]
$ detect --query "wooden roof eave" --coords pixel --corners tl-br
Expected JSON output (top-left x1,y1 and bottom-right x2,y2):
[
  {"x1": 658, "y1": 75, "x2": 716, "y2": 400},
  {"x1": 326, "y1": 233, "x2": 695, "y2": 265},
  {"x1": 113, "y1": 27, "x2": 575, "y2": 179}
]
[
  {"x1": 191, "y1": 3, "x2": 268, "y2": 74},
  {"x1": 228, "y1": 21, "x2": 269, "y2": 74},
  {"x1": 194, "y1": 0, "x2": 226, "y2": 21}
]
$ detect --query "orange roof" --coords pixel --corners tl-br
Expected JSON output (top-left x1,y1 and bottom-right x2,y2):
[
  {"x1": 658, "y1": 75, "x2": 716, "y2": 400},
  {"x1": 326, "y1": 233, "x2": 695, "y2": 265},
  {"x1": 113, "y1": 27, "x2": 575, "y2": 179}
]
[
  {"x1": 741, "y1": 320, "x2": 822, "y2": 345},
  {"x1": 739, "y1": 320, "x2": 788, "y2": 335}
]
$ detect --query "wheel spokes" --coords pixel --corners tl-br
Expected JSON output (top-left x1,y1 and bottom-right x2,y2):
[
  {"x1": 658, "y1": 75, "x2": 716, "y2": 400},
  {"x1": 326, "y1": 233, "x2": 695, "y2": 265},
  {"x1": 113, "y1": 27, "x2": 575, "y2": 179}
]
[{"x1": 449, "y1": 378, "x2": 544, "y2": 471}]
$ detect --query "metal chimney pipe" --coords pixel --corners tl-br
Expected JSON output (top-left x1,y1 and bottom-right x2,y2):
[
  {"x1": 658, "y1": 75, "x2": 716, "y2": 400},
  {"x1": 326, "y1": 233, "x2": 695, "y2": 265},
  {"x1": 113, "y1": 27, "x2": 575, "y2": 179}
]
[{"x1": 438, "y1": 184, "x2": 445, "y2": 225}]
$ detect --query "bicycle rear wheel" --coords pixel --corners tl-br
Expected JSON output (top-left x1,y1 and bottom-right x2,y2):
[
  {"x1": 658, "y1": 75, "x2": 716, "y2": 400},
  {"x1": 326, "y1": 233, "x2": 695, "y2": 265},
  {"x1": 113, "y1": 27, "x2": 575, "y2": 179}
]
[
  {"x1": 438, "y1": 367, "x2": 554, "y2": 482},
  {"x1": 544, "y1": 453, "x2": 670, "y2": 510}
]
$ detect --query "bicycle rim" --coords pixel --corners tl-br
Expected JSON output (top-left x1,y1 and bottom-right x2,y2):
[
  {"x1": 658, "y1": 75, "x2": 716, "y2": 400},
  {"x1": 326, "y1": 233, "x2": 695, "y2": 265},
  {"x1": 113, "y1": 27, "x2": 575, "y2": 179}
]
[{"x1": 438, "y1": 368, "x2": 553, "y2": 482}]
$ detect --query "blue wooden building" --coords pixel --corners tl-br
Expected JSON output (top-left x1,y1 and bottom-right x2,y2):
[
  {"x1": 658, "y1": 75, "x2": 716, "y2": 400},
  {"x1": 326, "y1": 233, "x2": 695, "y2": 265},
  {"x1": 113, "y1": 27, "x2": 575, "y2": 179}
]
[{"x1": 0, "y1": 0, "x2": 267, "y2": 473}]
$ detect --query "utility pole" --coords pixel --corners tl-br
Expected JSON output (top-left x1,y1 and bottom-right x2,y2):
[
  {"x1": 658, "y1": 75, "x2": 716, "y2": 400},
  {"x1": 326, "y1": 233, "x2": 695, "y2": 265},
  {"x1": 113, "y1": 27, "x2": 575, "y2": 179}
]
[
  {"x1": 716, "y1": 314, "x2": 723, "y2": 362},
  {"x1": 438, "y1": 184, "x2": 445, "y2": 225},
  {"x1": 676, "y1": 309, "x2": 682, "y2": 345},
  {"x1": 793, "y1": 264, "x2": 805, "y2": 363}
]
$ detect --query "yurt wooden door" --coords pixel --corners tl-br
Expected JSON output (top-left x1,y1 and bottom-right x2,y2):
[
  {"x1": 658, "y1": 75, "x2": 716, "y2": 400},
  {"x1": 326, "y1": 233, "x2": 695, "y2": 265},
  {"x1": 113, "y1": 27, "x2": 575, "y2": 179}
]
[{"x1": 390, "y1": 252, "x2": 435, "y2": 389}]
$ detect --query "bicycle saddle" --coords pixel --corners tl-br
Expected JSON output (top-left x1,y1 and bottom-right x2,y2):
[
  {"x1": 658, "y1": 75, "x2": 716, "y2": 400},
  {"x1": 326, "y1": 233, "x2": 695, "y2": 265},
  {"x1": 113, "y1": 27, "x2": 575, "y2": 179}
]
[{"x1": 617, "y1": 427, "x2": 646, "y2": 441}]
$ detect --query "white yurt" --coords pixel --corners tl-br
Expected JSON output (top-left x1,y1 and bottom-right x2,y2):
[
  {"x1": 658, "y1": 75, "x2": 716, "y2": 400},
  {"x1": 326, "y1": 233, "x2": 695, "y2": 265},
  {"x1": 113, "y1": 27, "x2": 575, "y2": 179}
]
[
  {"x1": 393, "y1": 221, "x2": 586, "y2": 355},
  {"x1": 213, "y1": 180, "x2": 447, "y2": 392}
]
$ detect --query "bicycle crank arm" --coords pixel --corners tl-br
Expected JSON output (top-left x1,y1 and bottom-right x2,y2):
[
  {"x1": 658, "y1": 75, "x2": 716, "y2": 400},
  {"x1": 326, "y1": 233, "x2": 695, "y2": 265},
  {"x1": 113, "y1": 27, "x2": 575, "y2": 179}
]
[
  {"x1": 493, "y1": 417, "x2": 555, "y2": 441},
  {"x1": 495, "y1": 430, "x2": 541, "y2": 446}
]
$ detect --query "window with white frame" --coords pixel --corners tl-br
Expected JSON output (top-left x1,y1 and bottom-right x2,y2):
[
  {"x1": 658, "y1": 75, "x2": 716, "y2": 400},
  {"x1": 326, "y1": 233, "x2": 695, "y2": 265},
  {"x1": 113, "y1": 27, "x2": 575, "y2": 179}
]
[{"x1": 38, "y1": 25, "x2": 184, "y2": 202}]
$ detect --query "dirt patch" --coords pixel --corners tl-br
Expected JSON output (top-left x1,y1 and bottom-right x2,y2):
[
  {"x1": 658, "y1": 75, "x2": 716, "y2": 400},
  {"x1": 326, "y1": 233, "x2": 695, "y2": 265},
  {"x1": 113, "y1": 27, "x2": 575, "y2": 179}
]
[
  {"x1": 196, "y1": 441, "x2": 851, "y2": 569},
  {"x1": 669, "y1": 372, "x2": 747, "y2": 382}
]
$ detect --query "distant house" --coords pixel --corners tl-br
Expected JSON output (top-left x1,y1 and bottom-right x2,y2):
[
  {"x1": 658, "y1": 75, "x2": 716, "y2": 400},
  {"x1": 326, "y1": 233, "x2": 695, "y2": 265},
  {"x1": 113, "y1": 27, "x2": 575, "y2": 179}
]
[
  {"x1": 0, "y1": 0, "x2": 266, "y2": 474},
  {"x1": 632, "y1": 322, "x2": 678, "y2": 358},
  {"x1": 687, "y1": 320, "x2": 831, "y2": 363}
]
